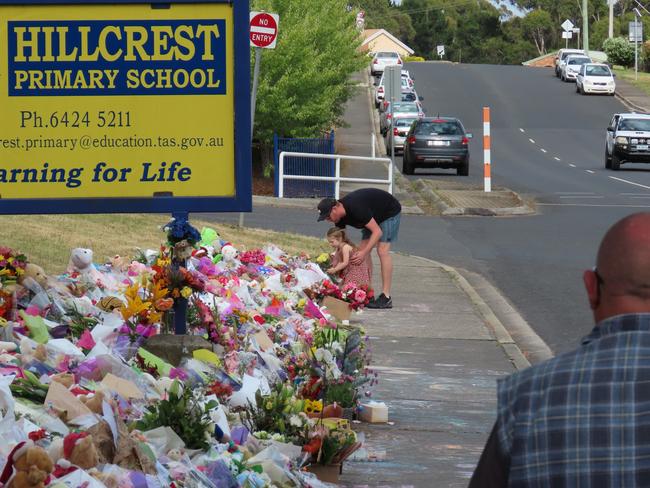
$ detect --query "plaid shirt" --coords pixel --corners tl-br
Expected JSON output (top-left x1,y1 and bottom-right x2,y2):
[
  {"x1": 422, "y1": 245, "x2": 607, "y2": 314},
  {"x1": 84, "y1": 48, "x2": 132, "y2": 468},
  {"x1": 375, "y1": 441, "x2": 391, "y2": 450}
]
[{"x1": 497, "y1": 313, "x2": 650, "y2": 487}]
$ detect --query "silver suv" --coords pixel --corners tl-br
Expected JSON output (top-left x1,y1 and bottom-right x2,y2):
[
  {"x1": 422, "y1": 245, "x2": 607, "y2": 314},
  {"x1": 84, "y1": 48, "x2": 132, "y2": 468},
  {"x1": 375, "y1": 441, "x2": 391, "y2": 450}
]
[
  {"x1": 605, "y1": 113, "x2": 650, "y2": 170},
  {"x1": 555, "y1": 48, "x2": 585, "y2": 77}
]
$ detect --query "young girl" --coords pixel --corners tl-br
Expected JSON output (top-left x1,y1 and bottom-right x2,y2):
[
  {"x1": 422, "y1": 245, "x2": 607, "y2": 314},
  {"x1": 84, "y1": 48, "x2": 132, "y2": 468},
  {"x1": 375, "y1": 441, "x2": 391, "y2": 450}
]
[{"x1": 325, "y1": 227, "x2": 372, "y2": 288}]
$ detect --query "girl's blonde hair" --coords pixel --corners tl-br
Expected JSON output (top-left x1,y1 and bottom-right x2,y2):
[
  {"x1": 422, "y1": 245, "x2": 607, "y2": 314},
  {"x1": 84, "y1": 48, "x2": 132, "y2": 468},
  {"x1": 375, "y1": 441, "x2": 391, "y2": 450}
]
[{"x1": 327, "y1": 227, "x2": 357, "y2": 249}]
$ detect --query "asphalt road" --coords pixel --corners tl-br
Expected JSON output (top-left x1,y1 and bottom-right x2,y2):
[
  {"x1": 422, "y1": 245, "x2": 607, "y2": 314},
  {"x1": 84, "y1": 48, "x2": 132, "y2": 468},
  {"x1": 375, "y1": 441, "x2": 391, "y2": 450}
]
[{"x1": 211, "y1": 63, "x2": 650, "y2": 354}]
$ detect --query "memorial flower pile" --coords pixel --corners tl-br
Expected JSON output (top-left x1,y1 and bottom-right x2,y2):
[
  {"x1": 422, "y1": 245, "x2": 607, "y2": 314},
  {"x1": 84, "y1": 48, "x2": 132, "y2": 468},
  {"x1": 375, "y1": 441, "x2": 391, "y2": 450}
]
[{"x1": 0, "y1": 226, "x2": 374, "y2": 487}]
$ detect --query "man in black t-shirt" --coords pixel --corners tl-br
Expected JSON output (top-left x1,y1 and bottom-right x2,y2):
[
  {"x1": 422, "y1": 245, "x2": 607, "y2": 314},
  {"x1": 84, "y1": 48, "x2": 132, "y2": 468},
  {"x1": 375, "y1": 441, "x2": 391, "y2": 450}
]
[{"x1": 317, "y1": 188, "x2": 401, "y2": 309}]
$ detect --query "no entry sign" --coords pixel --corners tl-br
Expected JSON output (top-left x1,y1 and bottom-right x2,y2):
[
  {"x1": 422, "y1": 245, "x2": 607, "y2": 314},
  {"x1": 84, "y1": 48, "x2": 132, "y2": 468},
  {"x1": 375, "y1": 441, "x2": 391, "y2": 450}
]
[{"x1": 249, "y1": 11, "x2": 279, "y2": 49}]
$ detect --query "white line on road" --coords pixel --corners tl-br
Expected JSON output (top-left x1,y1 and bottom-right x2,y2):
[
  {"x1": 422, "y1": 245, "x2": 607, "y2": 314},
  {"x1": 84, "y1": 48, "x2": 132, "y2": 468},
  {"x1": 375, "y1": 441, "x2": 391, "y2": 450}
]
[
  {"x1": 559, "y1": 195, "x2": 604, "y2": 199},
  {"x1": 569, "y1": 163, "x2": 576, "y2": 167},
  {"x1": 608, "y1": 176, "x2": 650, "y2": 190},
  {"x1": 554, "y1": 157, "x2": 561, "y2": 161},
  {"x1": 556, "y1": 192, "x2": 595, "y2": 194},
  {"x1": 519, "y1": 128, "x2": 525, "y2": 133},
  {"x1": 585, "y1": 170, "x2": 595, "y2": 174},
  {"x1": 629, "y1": 196, "x2": 650, "y2": 199},
  {"x1": 540, "y1": 148, "x2": 547, "y2": 153},
  {"x1": 529, "y1": 138, "x2": 535, "y2": 144},
  {"x1": 539, "y1": 203, "x2": 650, "y2": 208}
]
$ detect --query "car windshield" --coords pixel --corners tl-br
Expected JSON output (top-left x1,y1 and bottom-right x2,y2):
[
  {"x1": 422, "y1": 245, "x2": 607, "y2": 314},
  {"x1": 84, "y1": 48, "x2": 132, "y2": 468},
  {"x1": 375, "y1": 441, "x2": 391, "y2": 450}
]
[
  {"x1": 618, "y1": 119, "x2": 650, "y2": 131},
  {"x1": 393, "y1": 102, "x2": 419, "y2": 113},
  {"x1": 415, "y1": 121, "x2": 463, "y2": 136},
  {"x1": 586, "y1": 65, "x2": 611, "y2": 76},
  {"x1": 378, "y1": 52, "x2": 399, "y2": 58},
  {"x1": 401, "y1": 92, "x2": 416, "y2": 101},
  {"x1": 562, "y1": 51, "x2": 582, "y2": 60},
  {"x1": 395, "y1": 118, "x2": 416, "y2": 128},
  {"x1": 568, "y1": 58, "x2": 590, "y2": 65}
]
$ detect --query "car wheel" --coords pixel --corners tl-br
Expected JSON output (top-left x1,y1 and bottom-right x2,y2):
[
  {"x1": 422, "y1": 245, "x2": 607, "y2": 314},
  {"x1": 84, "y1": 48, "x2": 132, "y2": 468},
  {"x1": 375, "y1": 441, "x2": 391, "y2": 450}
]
[
  {"x1": 402, "y1": 155, "x2": 414, "y2": 175},
  {"x1": 605, "y1": 145, "x2": 612, "y2": 169},
  {"x1": 561, "y1": 73, "x2": 565, "y2": 82},
  {"x1": 576, "y1": 83, "x2": 580, "y2": 93},
  {"x1": 611, "y1": 153, "x2": 621, "y2": 171},
  {"x1": 457, "y1": 158, "x2": 469, "y2": 176}
]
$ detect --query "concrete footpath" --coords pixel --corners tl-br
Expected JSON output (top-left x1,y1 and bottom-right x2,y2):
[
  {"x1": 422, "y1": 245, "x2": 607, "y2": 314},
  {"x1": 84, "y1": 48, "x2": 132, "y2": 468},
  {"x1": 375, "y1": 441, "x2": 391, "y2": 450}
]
[{"x1": 337, "y1": 254, "x2": 523, "y2": 488}]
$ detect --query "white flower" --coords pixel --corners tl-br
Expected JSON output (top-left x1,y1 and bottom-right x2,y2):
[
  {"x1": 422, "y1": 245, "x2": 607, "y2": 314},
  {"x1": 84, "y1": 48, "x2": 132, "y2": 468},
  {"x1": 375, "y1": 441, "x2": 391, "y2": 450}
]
[
  {"x1": 330, "y1": 341, "x2": 343, "y2": 355},
  {"x1": 289, "y1": 414, "x2": 303, "y2": 427}
]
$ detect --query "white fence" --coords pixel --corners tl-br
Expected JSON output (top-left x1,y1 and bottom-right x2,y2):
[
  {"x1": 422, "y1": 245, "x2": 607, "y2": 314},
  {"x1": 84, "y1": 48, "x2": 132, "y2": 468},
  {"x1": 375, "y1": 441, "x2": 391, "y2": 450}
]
[{"x1": 278, "y1": 151, "x2": 393, "y2": 199}]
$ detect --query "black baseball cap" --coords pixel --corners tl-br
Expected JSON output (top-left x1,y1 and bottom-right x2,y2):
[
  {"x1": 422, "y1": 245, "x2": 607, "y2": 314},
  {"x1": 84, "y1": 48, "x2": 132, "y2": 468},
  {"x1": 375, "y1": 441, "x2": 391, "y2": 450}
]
[{"x1": 317, "y1": 198, "x2": 337, "y2": 221}]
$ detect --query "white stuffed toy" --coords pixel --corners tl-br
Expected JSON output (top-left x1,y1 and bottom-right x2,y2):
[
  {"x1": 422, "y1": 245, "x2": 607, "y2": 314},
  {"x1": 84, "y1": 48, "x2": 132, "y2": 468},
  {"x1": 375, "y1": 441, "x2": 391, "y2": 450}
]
[{"x1": 67, "y1": 248, "x2": 117, "y2": 290}]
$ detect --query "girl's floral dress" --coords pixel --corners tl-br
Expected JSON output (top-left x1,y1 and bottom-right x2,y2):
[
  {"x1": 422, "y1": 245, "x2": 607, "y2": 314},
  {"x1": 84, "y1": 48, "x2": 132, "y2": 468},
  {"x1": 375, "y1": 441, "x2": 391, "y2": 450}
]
[{"x1": 331, "y1": 246, "x2": 372, "y2": 288}]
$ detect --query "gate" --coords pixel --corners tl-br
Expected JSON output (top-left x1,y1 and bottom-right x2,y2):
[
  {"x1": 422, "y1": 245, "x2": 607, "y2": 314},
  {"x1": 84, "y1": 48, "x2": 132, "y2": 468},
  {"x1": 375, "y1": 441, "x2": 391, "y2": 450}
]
[{"x1": 273, "y1": 130, "x2": 335, "y2": 197}]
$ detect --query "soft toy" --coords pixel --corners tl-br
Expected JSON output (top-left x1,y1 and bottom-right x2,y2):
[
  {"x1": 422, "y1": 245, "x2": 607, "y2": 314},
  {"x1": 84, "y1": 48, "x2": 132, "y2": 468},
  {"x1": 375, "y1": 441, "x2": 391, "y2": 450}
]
[
  {"x1": 66, "y1": 248, "x2": 95, "y2": 275},
  {"x1": 79, "y1": 390, "x2": 106, "y2": 415},
  {"x1": 52, "y1": 432, "x2": 99, "y2": 477},
  {"x1": 50, "y1": 373, "x2": 75, "y2": 389},
  {"x1": 0, "y1": 440, "x2": 54, "y2": 488},
  {"x1": 17, "y1": 263, "x2": 49, "y2": 290},
  {"x1": 221, "y1": 244, "x2": 238, "y2": 262}
]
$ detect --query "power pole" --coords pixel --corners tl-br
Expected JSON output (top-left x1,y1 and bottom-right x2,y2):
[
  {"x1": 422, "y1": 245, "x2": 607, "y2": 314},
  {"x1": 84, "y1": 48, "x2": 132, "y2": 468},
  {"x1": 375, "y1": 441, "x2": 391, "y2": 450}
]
[
  {"x1": 609, "y1": 0, "x2": 614, "y2": 38},
  {"x1": 583, "y1": 0, "x2": 589, "y2": 52}
]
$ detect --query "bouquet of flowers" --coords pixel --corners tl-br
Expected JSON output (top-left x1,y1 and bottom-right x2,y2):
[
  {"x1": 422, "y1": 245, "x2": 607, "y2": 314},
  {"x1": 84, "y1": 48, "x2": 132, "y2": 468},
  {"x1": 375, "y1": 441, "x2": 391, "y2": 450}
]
[
  {"x1": 340, "y1": 283, "x2": 373, "y2": 310},
  {"x1": 315, "y1": 253, "x2": 332, "y2": 274},
  {"x1": 0, "y1": 247, "x2": 27, "y2": 287}
]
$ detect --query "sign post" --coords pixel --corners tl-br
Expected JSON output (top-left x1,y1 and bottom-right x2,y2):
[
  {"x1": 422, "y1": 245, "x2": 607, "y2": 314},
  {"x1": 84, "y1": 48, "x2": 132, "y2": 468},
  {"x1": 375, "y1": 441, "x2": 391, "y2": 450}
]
[
  {"x1": 630, "y1": 15, "x2": 643, "y2": 80},
  {"x1": 561, "y1": 19, "x2": 575, "y2": 49},
  {"x1": 437, "y1": 45, "x2": 445, "y2": 59}
]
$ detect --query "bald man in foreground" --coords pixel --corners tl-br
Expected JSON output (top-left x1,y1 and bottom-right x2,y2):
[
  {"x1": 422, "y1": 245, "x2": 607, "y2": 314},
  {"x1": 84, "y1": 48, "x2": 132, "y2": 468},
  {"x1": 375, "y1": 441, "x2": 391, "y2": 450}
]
[{"x1": 470, "y1": 213, "x2": 650, "y2": 487}]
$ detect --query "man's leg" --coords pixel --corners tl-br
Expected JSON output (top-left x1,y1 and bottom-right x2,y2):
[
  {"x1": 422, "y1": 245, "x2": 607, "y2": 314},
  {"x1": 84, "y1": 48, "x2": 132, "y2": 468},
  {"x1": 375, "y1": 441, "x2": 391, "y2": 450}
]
[{"x1": 376, "y1": 242, "x2": 392, "y2": 297}]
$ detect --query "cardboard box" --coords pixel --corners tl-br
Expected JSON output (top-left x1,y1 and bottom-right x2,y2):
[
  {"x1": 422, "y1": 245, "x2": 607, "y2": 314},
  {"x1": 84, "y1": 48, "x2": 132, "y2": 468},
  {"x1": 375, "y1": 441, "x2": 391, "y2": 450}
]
[
  {"x1": 321, "y1": 296, "x2": 351, "y2": 321},
  {"x1": 306, "y1": 463, "x2": 342, "y2": 483},
  {"x1": 359, "y1": 401, "x2": 388, "y2": 423}
]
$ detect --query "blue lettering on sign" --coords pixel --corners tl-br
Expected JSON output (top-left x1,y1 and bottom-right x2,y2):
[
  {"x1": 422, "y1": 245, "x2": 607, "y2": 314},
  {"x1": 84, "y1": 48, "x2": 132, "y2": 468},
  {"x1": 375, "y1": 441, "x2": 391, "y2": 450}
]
[{"x1": 8, "y1": 19, "x2": 227, "y2": 96}]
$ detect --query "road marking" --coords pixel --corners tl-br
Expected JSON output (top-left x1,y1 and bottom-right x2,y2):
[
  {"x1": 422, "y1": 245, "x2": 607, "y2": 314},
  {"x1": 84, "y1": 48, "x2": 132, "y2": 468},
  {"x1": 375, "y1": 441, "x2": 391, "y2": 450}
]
[
  {"x1": 554, "y1": 157, "x2": 561, "y2": 161},
  {"x1": 529, "y1": 138, "x2": 535, "y2": 144},
  {"x1": 556, "y1": 191, "x2": 595, "y2": 194},
  {"x1": 585, "y1": 170, "x2": 595, "y2": 174},
  {"x1": 540, "y1": 148, "x2": 547, "y2": 153},
  {"x1": 629, "y1": 196, "x2": 650, "y2": 199},
  {"x1": 608, "y1": 176, "x2": 650, "y2": 190},
  {"x1": 559, "y1": 195, "x2": 604, "y2": 199},
  {"x1": 519, "y1": 128, "x2": 525, "y2": 133},
  {"x1": 539, "y1": 203, "x2": 650, "y2": 208},
  {"x1": 569, "y1": 163, "x2": 576, "y2": 167}
]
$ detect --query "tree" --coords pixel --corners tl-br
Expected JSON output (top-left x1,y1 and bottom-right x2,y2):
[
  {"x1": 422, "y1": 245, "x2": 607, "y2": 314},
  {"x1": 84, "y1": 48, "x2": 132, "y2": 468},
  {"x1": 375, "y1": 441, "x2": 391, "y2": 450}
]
[
  {"x1": 603, "y1": 36, "x2": 635, "y2": 66},
  {"x1": 250, "y1": 0, "x2": 366, "y2": 167},
  {"x1": 522, "y1": 9, "x2": 553, "y2": 55}
]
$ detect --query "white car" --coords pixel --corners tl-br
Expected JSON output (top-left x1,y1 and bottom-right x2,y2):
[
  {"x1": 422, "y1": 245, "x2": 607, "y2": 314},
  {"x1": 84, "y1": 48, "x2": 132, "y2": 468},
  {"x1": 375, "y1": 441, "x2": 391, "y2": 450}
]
[
  {"x1": 605, "y1": 113, "x2": 650, "y2": 170},
  {"x1": 576, "y1": 63, "x2": 616, "y2": 95},
  {"x1": 560, "y1": 54, "x2": 592, "y2": 82},
  {"x1": 374, "y1": 72, "x2": 411, "y2": 107},
  {"x1": 555, "y1": 48, "x2": 585, "y2": 77},
  {"x1": 370, "y1": 51, "x2": 403, "y2": 77}
]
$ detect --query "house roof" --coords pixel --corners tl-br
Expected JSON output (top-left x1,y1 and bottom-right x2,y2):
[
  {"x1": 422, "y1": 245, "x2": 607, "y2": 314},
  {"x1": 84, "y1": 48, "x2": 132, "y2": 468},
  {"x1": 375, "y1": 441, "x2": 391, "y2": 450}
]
[{"x1": 361, "y1": 29, "x2": 414, "y2": 55}]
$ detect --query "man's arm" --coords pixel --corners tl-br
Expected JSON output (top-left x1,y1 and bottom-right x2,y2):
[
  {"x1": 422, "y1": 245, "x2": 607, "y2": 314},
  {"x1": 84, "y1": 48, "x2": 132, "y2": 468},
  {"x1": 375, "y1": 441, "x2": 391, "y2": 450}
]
[
  {"x1": 351, "y1": 218, "x2": 382, "y2": 265},
  {"x1": 468, "y1": 420, "x2": 509, "y2": 488}
]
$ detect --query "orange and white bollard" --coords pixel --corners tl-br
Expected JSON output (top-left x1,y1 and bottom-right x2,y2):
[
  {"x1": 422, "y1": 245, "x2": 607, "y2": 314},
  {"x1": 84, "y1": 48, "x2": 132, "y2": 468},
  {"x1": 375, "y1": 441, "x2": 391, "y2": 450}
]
[{"x1": 483, "y1": 106, "x2": 491, "y2": 193}]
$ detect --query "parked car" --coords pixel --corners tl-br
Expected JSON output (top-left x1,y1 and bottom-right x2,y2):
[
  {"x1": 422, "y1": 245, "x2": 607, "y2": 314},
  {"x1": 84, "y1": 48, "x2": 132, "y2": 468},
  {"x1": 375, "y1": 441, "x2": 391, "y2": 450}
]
[
  {"x1": 380, "y1": 101, "x2": 424, "y2": 135},
  {"x1": 401, "y1": 70, "x2": 414, "y2": 88},
  {"x1": 370, "y1": 51, "x2": 402, "y2": 76},
  {"x1": 402, "y1": 117, "x2": 472, "y2": 176},
  {"x1": 374, "y1": 72, "x2": 411, "y2": 107},
  {"x1": 386, "y1": 117, "x2": 417, "y2": 155},
  {"x1": 555, "y1": 48, "x2": 585, "y2": 77},
  {"x1": 605, "y1": 113, "x2": 650, "y2": 170},
  {"x1": 560, "y1": 54, "x2": 592, "y2": 82},
  {"x1": 576, "y1": 63, "x2": 616, "y2": 95}
]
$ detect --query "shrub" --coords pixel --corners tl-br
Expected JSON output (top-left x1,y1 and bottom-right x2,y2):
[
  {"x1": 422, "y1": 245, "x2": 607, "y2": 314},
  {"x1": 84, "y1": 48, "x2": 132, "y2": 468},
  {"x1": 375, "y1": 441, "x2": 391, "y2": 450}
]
[
  {"x1": 404, "y1": 55, "x2": 425, "y2": 62},
  {"x1": 603, "y1": 37, "x2": 635, "y2": 67}
]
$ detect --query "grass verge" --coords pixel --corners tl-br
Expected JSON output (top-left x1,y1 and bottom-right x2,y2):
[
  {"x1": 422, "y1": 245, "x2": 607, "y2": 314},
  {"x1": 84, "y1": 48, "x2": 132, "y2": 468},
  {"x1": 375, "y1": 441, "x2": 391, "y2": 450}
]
[
  {"x1": 0, "y1": 214, "x2": 330, "y2": 275},
  {"x1": 612, "y1": 66, "x2": 650, "y2": 96}
]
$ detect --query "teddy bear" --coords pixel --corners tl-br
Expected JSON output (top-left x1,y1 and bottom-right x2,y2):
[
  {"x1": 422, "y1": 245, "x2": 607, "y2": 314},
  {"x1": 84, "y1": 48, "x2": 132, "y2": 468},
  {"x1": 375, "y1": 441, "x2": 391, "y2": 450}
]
[
  {"x1": 51, "y1": 432, "x2": 99, "y2": 478},
  {"x1": 0, "y1": 440, "x2": 54, "y2": 488},
  {"x1": 79, "y1": 390, "x2": 106, "y2": 415},
  {"x1": 17, "y1": 263, "x2": 49, "y2": 291}
]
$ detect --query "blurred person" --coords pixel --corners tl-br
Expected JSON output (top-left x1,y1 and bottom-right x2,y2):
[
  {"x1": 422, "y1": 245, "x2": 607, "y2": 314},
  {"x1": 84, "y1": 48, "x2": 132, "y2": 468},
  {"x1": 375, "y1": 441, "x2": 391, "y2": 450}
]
[
  {"x1": 325, "y1": 227, "x2": 372, "y2": 289},
  {"x1": 470, "y1": 212, "x2": 650, "y2": 487},
  {"x1": 317, "y1": 188, "x2": 401, "y2": 309}
]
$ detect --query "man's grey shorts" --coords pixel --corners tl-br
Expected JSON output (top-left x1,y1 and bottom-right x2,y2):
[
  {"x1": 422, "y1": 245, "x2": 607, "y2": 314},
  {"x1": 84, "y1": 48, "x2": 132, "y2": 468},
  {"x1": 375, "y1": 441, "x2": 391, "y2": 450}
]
[{"x1": 361, "y1": 213, "x2": 401, "y2": 243}]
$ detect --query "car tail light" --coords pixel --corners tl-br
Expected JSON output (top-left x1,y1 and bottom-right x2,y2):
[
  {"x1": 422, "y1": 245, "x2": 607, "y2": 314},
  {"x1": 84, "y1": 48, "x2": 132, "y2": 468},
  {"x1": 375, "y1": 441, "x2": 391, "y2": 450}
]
[
  {"x1": 378, "y1": 86, "x2": 384, "y2": 93},
  {"x1": 462, "y1": 136, "x2": 469, "y2": 145},
  {"x1": 393, "y1": 127, "x2": 399, "y2": 136},
  {"x1": 373, "y1": 59, "x2": 378, "y2": 64},
  {"x1": 397, "y1": 59, "x2": 402, "y2": 64},
  {"x1": 386, "y1": 113, "x2": 392, "y2": 119},
  {"x1": 407, "y1": 135, "x2": 416, "y2": 144}
]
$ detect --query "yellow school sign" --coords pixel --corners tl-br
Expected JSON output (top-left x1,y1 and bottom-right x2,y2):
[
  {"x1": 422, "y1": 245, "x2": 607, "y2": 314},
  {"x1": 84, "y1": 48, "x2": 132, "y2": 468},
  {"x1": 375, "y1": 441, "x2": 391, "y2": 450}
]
[{"x1": 0, "y1": 0, "x2": 251, "y2": 214}]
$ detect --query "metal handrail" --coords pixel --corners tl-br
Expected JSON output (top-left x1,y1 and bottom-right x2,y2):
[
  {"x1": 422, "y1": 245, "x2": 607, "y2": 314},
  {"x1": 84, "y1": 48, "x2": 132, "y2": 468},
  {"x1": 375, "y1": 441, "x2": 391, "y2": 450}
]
[{"x1": 278, "y1": 151, "x2": 393, "y2": 199}]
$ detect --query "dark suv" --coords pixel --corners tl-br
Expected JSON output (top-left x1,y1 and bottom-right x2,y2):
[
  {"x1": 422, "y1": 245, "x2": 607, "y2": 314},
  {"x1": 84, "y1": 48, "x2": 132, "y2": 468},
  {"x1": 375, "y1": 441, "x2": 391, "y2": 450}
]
[{"x1": 402, "y1": 117, "x2": 472, "y2": 175}]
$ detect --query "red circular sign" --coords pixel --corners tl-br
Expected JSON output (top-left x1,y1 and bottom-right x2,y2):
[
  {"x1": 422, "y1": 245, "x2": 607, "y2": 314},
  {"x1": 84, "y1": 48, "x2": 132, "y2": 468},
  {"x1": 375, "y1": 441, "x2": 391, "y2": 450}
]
[{"x1": 250, "y1": 13, "x2": 278, "y2": 48}]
